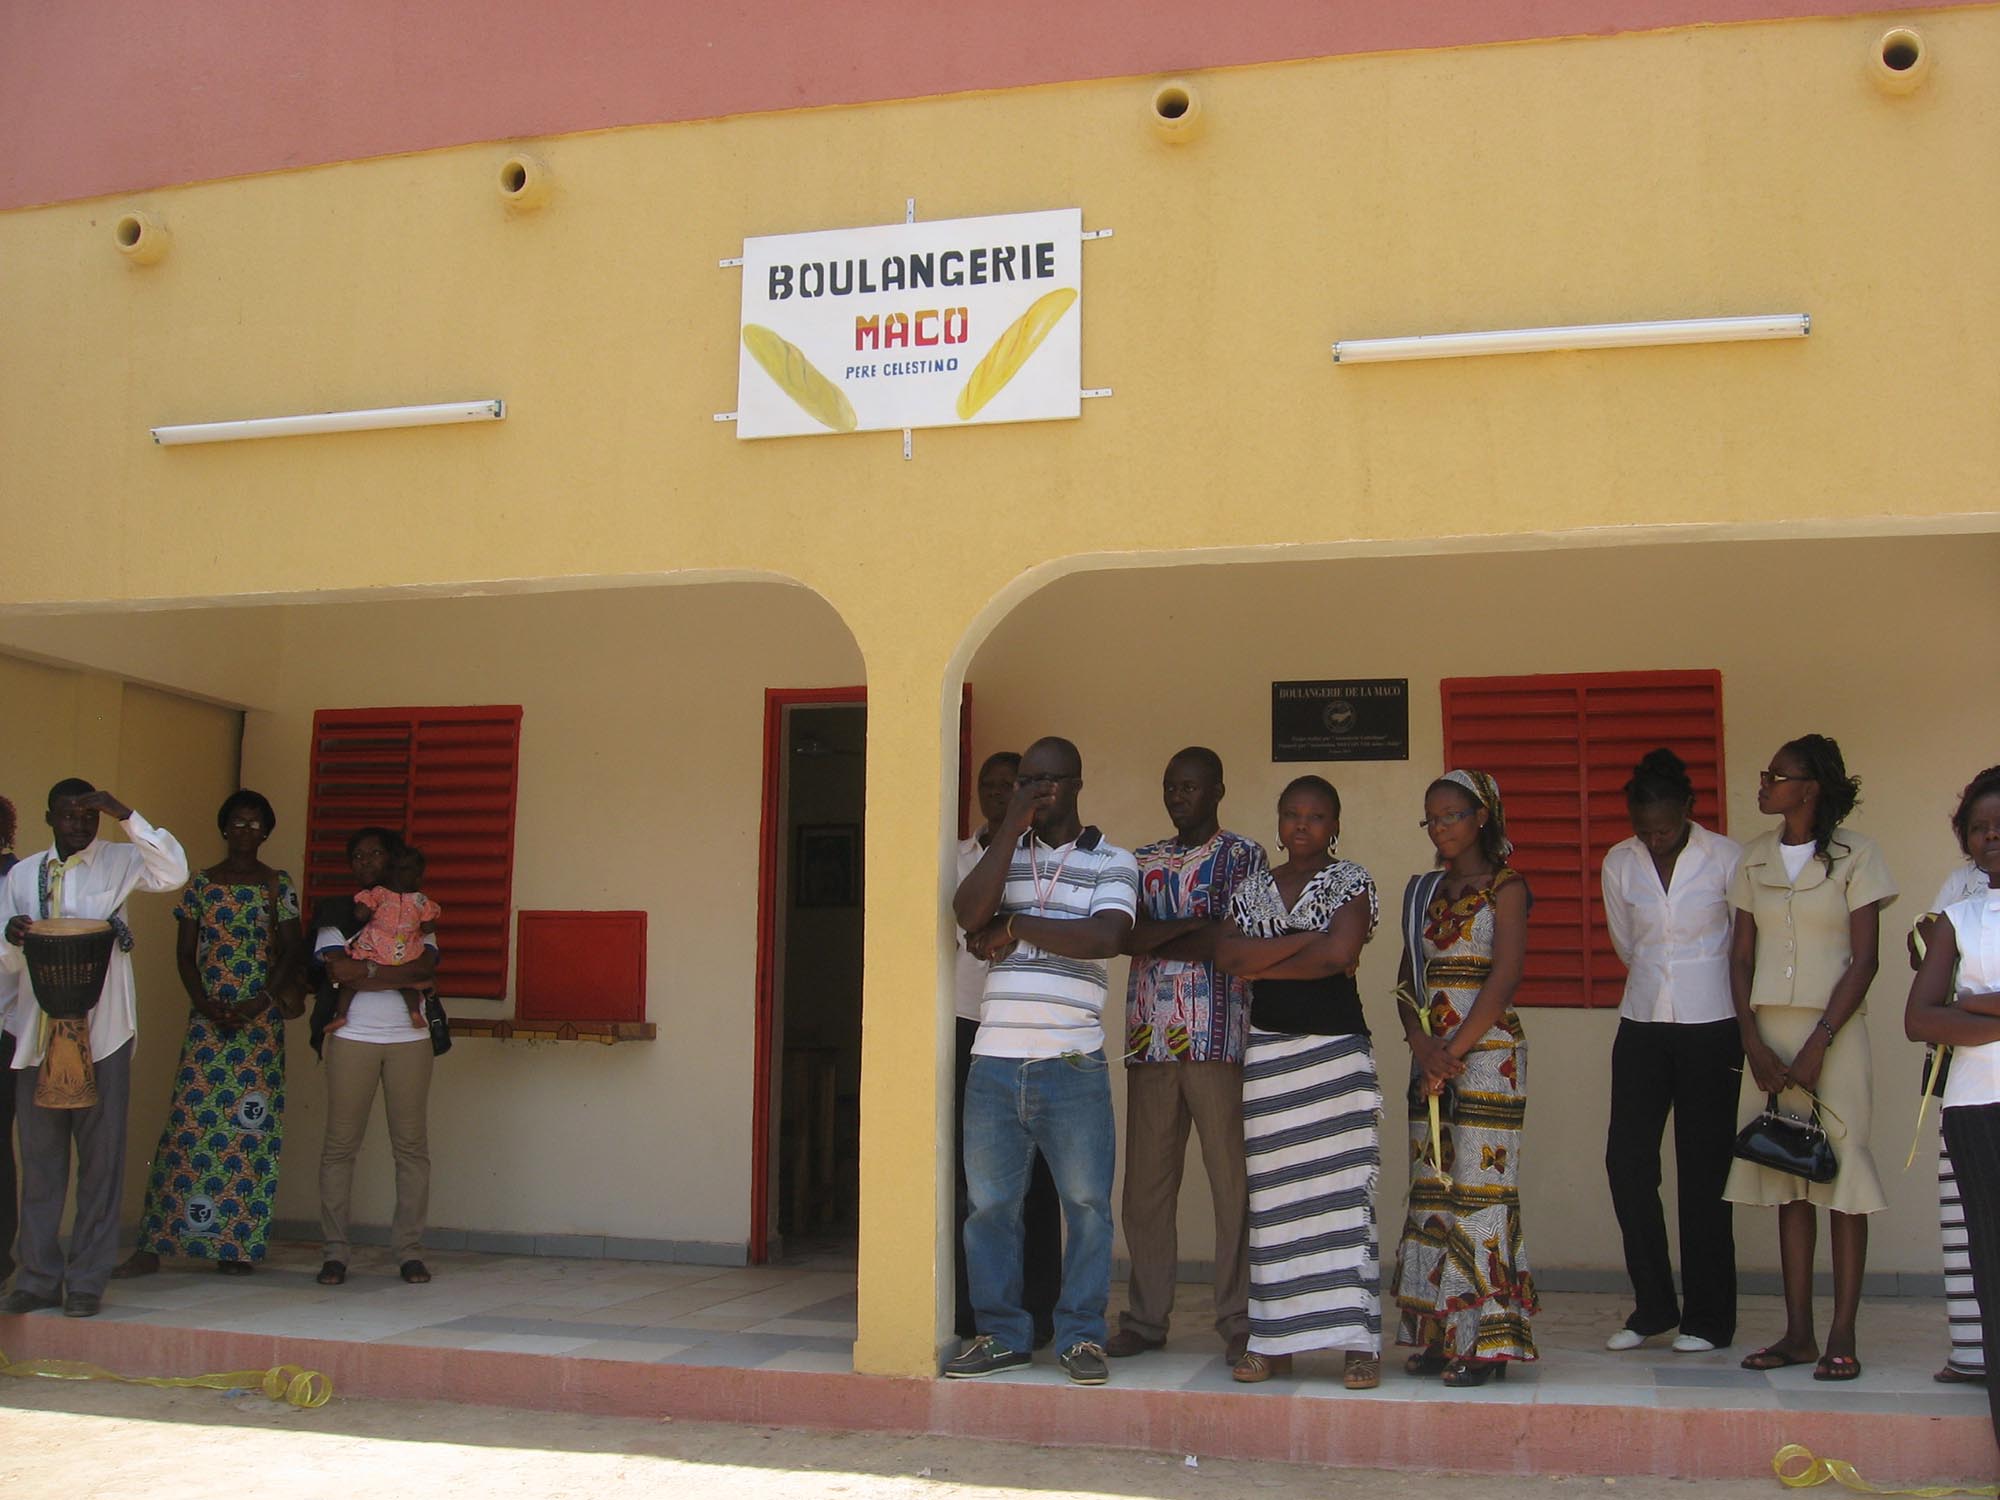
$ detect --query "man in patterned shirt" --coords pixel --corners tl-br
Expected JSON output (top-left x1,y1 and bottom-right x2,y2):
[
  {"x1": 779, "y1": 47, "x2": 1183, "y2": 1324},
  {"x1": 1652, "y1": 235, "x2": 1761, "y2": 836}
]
[{"x1": 1107, "y1": 747, "x2": 1265, "y2": 1363}]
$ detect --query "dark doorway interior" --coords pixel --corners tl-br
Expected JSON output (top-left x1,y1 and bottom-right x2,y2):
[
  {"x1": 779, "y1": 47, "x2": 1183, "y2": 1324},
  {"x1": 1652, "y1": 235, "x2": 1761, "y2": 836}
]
[{"x1": 775, "y1": 701, "x2": 865, "y2": 1252}]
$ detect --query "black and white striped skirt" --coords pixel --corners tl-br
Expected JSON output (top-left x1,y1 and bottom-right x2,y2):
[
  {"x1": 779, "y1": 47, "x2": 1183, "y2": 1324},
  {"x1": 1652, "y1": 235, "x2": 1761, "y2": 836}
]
[{"x1": 1242, "y1": 1029, "x2": 1381, "y2": 1356}]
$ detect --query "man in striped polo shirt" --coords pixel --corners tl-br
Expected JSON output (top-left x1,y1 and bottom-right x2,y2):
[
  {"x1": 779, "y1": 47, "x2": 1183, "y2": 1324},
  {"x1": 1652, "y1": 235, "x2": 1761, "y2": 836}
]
[{"x1": 948, "y1": 736, "x2": 1139, "y2": 1385}]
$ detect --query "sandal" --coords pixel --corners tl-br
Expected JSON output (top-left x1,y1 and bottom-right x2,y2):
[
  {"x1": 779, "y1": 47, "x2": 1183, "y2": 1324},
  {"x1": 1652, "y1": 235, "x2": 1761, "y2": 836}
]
[
  {"x1": 216, "y1": 1260, "x2": 253, "y2": 1277},
  {"x1": 315, "y1": 1260, "x2": 347, "y2": 1286},
  {"x1": 1813, "y1": 1354, "x2": 1861, "y2": 1382},
  {"x1": 1441, "y1": 1357, "x2": 1508, "y2": 1388},
  {"x1": 399, "y1": 1259, "x2": 432, "y2": 1284},
  {"x1": 1343, "y1": 1352, "x2": 1381, "y2": 1390},
  {"x1": 1230, "y1": 1351, "x2": 1291, "y2": 1383},
  {"x1": 1934, "y1": 1366, "x2": 1987, "y2": 1385},
  {"x1": 1741, "y1": 1344, "x2": 1813, "y2": 1371},
  {"x1": 1404, "y1": 1348, "x2": 1450, "y2": 1377}
]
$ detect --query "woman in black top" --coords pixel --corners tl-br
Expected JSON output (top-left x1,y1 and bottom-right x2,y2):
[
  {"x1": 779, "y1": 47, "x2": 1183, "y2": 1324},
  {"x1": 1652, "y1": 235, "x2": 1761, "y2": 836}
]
[{"x1": 1215, "y1": 776, "x2": 1381, "y2": 1389}]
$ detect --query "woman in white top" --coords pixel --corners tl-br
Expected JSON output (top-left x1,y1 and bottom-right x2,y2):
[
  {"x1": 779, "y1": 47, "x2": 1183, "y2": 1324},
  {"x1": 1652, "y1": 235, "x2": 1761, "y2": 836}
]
[
  {"x1": 1600, "y1": 749, "x2": 1744, "y2": 1354},
  {"x1": 1905, "y1": 766, "x2": 2000, "y2": 1445},
  {"x1": 1913, "y1": 817, "x2": 1995, "y2": 1388}
]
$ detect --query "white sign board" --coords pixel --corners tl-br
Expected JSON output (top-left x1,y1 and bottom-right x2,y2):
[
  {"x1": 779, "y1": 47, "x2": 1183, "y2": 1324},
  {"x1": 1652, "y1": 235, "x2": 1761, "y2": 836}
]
[{"x1": 735, "y1": 208, "x2": 1082, "y2": 440}]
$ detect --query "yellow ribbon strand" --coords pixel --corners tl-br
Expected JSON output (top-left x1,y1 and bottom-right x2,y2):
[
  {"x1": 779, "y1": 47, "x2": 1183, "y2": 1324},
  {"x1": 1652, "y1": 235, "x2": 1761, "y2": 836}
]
[
  {"x1": 1905, "y1": 917, "x2": 1954, "y2": 1171},
  {"x1": 1773, "y1": 1444, "x2": 1999, "y2": 1497},
  {"x1": 1395, "y1": 982, "x2": 1446, "y2": 1178},
  {"x1": 0, "y1": 1347, "x2": 331, "y2": 1409}
]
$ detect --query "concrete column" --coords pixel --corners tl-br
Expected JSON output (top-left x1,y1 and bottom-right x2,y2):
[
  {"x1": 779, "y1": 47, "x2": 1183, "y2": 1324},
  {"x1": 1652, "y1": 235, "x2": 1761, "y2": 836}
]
[{"x1": 847, "y1": 635, "x2": 959, "y2": 1378}]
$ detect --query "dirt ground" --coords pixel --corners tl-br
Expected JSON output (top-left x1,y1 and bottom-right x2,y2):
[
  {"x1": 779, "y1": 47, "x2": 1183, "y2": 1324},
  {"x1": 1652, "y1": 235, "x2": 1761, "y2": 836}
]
[{"x1": 0, "y1": 1376, "x2": 1791, "y2": 1500}]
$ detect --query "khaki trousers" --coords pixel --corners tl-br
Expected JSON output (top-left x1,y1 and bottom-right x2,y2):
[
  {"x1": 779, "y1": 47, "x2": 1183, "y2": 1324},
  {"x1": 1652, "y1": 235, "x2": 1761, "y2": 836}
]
[
  {"x1": 319, "y1": 1035, "x2": 433, "y2": 1263},
  {"x1": 1119, "y1": 1059, "x2": 1249, "y2": 1347}
]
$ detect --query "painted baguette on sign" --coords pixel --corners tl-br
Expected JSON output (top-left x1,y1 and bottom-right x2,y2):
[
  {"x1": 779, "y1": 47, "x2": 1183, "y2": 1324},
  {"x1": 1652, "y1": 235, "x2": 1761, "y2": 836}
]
[
  {"x1": 955, "y1": 287, "x2": 1078, "y2": 421},
  {"x1": 741, "y1": 325, "x2": 859, "y2": 433}
]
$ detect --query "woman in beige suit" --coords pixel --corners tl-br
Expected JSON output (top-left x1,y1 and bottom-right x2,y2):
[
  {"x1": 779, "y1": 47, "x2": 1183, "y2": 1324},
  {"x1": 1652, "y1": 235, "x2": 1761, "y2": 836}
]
[{"x1": 1726, "y1": 734, "x2": 1896, "y2": 1382}]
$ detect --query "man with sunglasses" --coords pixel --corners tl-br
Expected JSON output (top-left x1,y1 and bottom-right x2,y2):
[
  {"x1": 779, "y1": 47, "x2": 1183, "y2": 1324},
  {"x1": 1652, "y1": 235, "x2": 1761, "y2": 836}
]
[{"x1": 949, "y1": 737, "x2": 1138, "y2": 1385}]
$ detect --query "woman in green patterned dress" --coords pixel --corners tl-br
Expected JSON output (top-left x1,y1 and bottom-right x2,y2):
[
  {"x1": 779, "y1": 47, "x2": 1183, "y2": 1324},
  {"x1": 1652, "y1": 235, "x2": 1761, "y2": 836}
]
[{"x1": 115, "y1": 790, "x2": 303, "y2": 1276}]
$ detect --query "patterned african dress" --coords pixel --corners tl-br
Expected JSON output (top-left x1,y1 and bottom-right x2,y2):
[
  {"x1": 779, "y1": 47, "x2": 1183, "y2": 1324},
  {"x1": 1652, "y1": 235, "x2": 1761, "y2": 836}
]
[
  {"x1": 1391, "y1": 866, "x2": 1539, "y2": 1361},
  {"x1": 132, "y1": 870, "x2": 299, "y2": 1263}
]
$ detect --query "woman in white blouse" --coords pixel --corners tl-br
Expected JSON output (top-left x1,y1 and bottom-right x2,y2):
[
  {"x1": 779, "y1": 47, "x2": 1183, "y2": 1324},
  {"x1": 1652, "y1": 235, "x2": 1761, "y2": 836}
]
[
  {"x1": 1600, "y1": 749, "x2": 1744, "y2": 1354},
  {"x1": 1905, "y1": 765, "x2": 2000, "y2": 1446}
]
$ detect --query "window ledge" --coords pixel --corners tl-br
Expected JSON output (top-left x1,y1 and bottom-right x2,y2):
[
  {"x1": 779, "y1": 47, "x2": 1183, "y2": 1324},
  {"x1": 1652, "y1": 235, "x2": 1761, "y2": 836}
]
[{"x1": 447, "y1": 1018, "x2": 657, "y2": 1044}]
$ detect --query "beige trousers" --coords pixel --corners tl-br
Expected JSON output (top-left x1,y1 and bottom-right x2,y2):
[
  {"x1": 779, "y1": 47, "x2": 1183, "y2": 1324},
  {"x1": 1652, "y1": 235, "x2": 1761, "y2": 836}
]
[
  {"x1": 319, "y1": 1034, "x2": 433, "y2": 1263},
  {"x1": 1119, "y1": 1059, "x2": 1250, "y2": 1347}
]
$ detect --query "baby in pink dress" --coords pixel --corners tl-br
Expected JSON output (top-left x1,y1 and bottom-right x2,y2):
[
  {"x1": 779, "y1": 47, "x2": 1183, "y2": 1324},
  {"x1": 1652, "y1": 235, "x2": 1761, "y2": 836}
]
[{"x1": 327, "y1": 847, "x2": 441, "y2": 1032}]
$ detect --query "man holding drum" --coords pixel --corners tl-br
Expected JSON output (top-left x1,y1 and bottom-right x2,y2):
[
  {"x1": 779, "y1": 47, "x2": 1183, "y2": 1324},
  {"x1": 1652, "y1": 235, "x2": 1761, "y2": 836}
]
[{"x1": 0, "y1": 779, "x2": 187, "y2": 1317}]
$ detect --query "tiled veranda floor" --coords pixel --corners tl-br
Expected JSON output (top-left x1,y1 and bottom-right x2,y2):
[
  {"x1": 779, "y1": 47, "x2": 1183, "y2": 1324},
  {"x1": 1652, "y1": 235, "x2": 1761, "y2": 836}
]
[{"x1": 2, "y1": 1241, "x2": 1993, "y2": 1483}]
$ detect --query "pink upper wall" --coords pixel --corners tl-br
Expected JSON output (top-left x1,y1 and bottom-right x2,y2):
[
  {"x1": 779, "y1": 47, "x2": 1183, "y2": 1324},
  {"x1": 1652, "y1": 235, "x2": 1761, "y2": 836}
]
[{"x1": 0, "y1": 0, "x2": 1963, "y2": 211}]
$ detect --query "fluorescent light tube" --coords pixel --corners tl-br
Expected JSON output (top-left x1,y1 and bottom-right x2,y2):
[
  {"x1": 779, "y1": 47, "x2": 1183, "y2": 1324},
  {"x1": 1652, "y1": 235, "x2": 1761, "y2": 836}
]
[
  {"x1": 152, "y1": 399, "x2": 505, "y2": 446},
  {"x1": 1331, "y1": 314, "x2": 1809, "y2": 364}
]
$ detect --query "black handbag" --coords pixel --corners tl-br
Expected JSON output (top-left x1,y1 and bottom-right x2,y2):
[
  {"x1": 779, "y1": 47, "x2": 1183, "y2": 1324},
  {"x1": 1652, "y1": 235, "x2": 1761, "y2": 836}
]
[
  {"x1": 1733, "y1": 1093, "x2": 1838, "y2": 1183},
  {"x1": 424, "y1": 993, "x2": 452, "y2": 1056}
]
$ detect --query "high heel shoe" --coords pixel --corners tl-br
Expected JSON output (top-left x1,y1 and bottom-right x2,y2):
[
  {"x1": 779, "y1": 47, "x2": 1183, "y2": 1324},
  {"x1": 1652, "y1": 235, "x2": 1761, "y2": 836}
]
[{"x1": 1441, "y1": 1357, "x2": 1507, "y2": 1387}]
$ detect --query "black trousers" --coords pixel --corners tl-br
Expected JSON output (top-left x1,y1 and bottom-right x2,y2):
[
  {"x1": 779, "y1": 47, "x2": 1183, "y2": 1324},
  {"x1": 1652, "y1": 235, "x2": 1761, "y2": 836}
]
[
  {"x1": 954, "y1": 1017, "x2": 1059, "y2": 1341},
  {"x1": 1605, "y1": 1017, "x2": 1742, "y2": 1345},
  {"x1": 1942, "y1": 1103, "x2": 2000, "y2": 1448}
]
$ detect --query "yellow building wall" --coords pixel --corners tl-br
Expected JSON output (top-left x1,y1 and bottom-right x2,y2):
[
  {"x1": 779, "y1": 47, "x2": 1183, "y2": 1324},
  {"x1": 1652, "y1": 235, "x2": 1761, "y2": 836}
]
[
  {"x1": 3, "y1": 10, "x2": 1999, "y2": 1373},
  {"x1": 968, "y1": 532, "x2": 1994, "y2": 1285}
]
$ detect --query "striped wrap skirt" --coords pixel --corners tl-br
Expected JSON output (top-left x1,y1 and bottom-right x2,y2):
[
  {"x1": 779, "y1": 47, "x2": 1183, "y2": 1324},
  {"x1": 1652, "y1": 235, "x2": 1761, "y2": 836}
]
[{"x1": 1242, "y1": 1028, "x2": 1382, "y2": 1356}]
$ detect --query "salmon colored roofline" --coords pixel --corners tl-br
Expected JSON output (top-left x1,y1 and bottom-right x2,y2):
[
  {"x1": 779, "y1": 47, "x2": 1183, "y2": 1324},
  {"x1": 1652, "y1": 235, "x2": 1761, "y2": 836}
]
[{"x1": 0, "y1": 0, "x2": 1968, "y2": 211}]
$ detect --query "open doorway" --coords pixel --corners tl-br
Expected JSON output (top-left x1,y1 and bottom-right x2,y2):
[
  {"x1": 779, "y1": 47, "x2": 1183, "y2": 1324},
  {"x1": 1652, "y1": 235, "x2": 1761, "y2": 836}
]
[{"x1": 754, "y1": 690, "x2": 866, "y2": 1263}]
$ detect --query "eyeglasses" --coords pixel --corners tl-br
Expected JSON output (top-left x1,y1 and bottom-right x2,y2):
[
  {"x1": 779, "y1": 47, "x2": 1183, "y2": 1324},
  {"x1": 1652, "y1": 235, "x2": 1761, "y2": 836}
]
[
  {"x1": 226, "y1": 818, "x2": 266, "y2": 831},
  {"x1": 1418, "y1": 808, "x2": 1478, "y2": 831},
  {"x1": 1758, "y1": 771, "x2": 1808, "y2": 788}
]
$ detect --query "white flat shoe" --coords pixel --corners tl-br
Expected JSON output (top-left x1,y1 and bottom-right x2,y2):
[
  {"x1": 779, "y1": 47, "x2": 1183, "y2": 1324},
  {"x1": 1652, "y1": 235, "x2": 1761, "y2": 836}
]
[
  {"x1": 1605, "y1": 1328, "x2": 1649, "y2": 1351},
  {"x1": 1672, "y1": 1334, "x2": 1718, "y2": 1353}
]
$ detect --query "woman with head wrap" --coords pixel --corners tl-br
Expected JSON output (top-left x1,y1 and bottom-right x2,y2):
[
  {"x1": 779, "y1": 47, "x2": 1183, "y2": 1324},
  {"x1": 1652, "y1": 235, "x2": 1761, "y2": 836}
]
[
  {"x1": 1390, "y1": 770, "x2": 1538, "y2": 1387},
  {"x1": 1728, "y1": 735, "x2": 1896, "y2": 1382}
]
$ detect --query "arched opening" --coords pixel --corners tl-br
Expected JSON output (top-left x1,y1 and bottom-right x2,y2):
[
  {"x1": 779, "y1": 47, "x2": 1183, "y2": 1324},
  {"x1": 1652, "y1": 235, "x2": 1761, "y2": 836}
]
[
  {"x1": 944, "y1": 525, "x2": 1991, "y2": 1355},
  {"x1": 0, "y1": 573, "x2": 866, "y2": 1289}
]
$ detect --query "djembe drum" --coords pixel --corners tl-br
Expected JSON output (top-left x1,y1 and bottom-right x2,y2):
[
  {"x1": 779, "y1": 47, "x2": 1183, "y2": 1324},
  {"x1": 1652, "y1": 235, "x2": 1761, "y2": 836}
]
[{"x1": 22, "y1": 917, "x2": 115, "y2": 1108}]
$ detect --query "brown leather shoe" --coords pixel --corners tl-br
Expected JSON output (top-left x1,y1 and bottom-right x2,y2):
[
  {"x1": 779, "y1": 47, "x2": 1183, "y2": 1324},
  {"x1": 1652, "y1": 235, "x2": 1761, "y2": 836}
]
[{"x1": 1104, "y1": 1329, "x2": 1164, "y2": 1358}]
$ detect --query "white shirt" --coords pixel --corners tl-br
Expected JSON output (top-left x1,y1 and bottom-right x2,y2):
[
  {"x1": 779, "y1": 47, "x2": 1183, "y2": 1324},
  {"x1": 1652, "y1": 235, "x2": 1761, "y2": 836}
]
[
  {"x1": 0, "y1": 813, "x2": 190, "y2": 1068},
  {"x1": 1941, "y1": 884, "x2": 2000, "y2": 1110},
  {"x1": 1600, "y1": 822, "x2": 1743, "y2": 1024},
  {"x1": 1934, "y1": 863, "x2": 1988, "y2": 913},
  {"x1": 316, "y1": 924, "x2": 439, "y2": 1044},
  {"x1": 953, "y1": 833, "x2": 993, "y2": 1024}
]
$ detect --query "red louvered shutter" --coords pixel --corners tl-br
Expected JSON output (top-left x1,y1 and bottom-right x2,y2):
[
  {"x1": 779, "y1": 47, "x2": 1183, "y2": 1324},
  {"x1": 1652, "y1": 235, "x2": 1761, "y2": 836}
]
[
  {"x1": 1440, "y1": 671, "x2": 1725, "y2": 1008},
  {"x1": 304, "y1": 706, "x2": 523, "y2": 999}
]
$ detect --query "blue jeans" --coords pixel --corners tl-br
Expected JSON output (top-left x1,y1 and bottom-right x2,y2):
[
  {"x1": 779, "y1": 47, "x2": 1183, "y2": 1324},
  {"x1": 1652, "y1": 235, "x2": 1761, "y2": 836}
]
[{"x1": 962, "y1": 1049, "x2": 1115, "y2": 1354}]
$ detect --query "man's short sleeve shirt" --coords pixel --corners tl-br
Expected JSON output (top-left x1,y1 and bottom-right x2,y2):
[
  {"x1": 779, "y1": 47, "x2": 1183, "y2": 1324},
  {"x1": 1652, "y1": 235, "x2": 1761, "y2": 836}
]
[
  {"x1": 971, "y1": 829, "x2": 1139, "y2": 1059},
  {"x1": 1124, "y1": 830, "x2": 1265, "y2": 1064}
]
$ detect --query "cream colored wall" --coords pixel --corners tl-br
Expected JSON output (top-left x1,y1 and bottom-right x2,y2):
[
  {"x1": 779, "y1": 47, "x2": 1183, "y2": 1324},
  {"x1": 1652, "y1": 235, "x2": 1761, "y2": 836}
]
[
  {"x1": 228, "y1": 581, "x2": 866, "y2": 1249},
  {"x1": 965, "y1": 532, "x2": 1997, "y2": 1277},
  {"x1": 0, "y1": 655, "x2": 241, "y2": 1223}
]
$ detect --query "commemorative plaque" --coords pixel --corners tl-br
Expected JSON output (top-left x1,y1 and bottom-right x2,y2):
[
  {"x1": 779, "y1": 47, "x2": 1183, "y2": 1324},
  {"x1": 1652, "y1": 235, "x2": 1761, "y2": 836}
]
[{"x1": 1271, "y1": 679, "x2": 1409, "y2": 762}]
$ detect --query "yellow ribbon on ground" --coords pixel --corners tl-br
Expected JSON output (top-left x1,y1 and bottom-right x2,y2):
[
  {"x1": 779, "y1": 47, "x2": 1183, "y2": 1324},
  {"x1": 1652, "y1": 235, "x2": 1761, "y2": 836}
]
[
  {"x1": 1774, "y1": 1444, "x2": 1998, "y2": 1496},
  {"x1": 0, "y1": 1346, "x2": 331, "y2": 1408}
]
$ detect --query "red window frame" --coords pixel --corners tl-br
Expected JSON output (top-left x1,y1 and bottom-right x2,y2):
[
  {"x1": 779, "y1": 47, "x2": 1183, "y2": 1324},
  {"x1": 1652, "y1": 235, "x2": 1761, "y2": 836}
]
[
  {"x1": 1439, "y1": 670, "x2": 1726, "y2": 1008},
  {"x1": 303, "y1": 705, "x2": 524, "y2": 1000}
]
